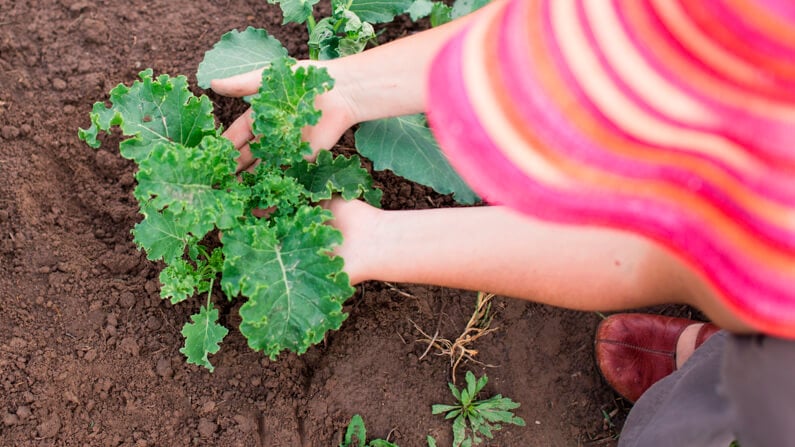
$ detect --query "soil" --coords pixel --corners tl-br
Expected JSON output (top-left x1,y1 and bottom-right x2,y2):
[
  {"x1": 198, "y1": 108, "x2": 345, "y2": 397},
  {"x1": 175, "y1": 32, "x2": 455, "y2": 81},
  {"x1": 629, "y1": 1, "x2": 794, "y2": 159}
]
[{"x1": 0, "y1": 0, "x2": 651, "y2": 445}]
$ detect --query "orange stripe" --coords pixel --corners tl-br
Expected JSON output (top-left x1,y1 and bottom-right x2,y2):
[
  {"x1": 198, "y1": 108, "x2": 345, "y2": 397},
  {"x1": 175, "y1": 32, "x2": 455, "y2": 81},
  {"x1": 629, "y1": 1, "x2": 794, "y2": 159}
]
[
  {"x1": 623, "y1": 0, "x2": 795, "y2": 119},
  {"x1": 559, "y1": 1, "x2": 795, "y2": 228},
  {"x1": 652, "y1": 0, "x2": 775, "y2": 88},
  {"x1": 468, "y1": 0, "x2": 795, "y2": 271},
  {"x1": 681, "y1": 2, "x2": 795, "y2": 80},
  {"x1": 724, "y1": 0, "x2": 795, "y2": 49}
]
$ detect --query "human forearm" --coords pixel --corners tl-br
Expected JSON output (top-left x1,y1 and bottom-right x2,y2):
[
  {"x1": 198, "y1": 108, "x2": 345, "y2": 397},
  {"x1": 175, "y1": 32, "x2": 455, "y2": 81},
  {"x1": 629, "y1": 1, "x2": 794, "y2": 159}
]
[
  {"x1": 330, "y1": 199, "x2": 752, "y2": 331},
  {"x1": 350, "y1": 204, "x2": 666, "y2": 309},
  {"x1": 317, "y1": 0, "x2": 505, "y2": 124}
]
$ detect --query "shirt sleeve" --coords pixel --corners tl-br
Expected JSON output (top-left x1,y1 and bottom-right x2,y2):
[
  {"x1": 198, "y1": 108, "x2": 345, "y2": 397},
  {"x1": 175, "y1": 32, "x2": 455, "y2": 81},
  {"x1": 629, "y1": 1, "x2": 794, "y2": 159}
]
[{"x1": 425, "y1": 0, "x2": 795, "y2": 338}]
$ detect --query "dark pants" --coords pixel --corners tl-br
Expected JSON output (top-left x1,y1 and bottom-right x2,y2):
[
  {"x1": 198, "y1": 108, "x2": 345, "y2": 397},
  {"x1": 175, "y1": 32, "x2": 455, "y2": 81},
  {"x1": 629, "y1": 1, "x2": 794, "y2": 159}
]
[{"x1": 618, "y1": 332, "x2": 795, "y2": 447}]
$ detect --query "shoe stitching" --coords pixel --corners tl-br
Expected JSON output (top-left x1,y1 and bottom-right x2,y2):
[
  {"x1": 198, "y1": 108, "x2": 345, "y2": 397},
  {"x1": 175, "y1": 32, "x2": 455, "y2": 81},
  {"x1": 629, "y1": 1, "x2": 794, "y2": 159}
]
[{"x1": 595, "y1": 339, "x2": 675, "y2": 357}]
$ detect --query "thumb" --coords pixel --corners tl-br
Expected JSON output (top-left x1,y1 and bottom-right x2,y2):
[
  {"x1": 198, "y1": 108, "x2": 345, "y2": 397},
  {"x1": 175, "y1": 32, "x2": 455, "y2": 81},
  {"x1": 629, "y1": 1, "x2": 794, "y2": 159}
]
[{"x1": 210, "y1": 68, "x2": 264, "y2": 97}]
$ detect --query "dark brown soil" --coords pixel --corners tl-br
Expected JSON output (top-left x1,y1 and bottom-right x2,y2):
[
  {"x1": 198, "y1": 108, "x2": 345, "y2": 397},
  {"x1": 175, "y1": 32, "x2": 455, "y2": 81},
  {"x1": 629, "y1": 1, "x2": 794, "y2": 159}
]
[{"x1": 0, "y1": 1, "x2": 630, "y2": 445}]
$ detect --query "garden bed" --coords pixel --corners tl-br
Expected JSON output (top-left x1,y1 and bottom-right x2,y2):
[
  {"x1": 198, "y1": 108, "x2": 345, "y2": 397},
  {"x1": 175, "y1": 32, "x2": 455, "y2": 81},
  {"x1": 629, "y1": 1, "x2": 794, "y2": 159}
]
[{"x1": 0, "y1": 0, "x2": 627, "y2": 445}]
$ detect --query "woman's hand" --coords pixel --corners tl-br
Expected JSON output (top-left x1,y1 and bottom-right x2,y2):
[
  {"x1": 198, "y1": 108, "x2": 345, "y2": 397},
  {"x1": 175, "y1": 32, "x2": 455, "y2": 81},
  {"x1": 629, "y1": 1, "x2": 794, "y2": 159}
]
[{"x1": 210, "y1": 61, "x2": 360, "y2": 173}]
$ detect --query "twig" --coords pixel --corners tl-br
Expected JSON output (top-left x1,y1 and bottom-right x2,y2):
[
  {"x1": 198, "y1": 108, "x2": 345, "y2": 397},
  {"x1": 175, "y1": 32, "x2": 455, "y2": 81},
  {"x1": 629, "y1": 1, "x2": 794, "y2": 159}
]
[{"x1": 384, "y1": 282, "x2": 416, "y2": 299}]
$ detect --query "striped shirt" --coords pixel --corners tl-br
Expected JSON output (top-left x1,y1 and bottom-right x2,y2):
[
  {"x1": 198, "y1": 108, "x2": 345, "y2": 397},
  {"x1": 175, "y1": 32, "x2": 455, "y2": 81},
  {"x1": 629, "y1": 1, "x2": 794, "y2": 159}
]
[{"x1": 426, "y1": 0, "x2": 795, "y2": 338}]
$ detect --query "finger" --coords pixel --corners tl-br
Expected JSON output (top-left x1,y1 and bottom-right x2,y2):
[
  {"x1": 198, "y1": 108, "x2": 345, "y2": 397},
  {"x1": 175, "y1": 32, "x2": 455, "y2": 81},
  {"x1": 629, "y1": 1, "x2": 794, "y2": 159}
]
[
  {"x1": 242, "y1": 158, "x2": 260, "y2": 175},
  {"x1": 210, "y1": 68, "x2": 265, "y2": 97},
  {"x1": 222, "y1": 109, "x2": 257, "y2": 173},
  {"x1": 223, "y1": 108, "x2": 254, "y2": 147},
  {"x1": 234, "y1": 143, "x2": 256, "y2": 175}
]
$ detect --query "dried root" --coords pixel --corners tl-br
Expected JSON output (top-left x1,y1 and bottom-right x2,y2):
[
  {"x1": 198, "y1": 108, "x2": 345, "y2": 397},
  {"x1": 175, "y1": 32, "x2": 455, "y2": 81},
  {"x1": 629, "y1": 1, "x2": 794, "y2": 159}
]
[{"x1": 413, "y1": 291, "x2": 499, "y2": 382}]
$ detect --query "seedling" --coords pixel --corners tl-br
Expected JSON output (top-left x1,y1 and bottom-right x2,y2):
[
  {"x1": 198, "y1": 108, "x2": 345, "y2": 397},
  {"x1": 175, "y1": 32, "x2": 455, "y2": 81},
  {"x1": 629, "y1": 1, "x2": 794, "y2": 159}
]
[
  {"x1": 340, "y1": 415, "x2": 439, "y2": 447},
  {"x1": 268, "y1": 0, "x2": 412, "y2": 60},
  {"x1": 432, "y1": 371, "x2": 525, "y2": 447},
  {"x1": 414, "y1": 292, "x2": 498, "y2": 382},
  {"x1": 339, "y1": 414, "x2": 399, "y2": 447}
]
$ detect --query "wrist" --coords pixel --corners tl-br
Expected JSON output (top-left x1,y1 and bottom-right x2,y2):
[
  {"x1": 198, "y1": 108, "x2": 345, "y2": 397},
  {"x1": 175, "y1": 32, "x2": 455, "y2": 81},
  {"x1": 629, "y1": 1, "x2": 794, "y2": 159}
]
[
  {"x1": 320, "y1": 50, "x2": 428, "y2": 125},
  {"x1": 326, "y1": 198, "x2": 383, "y2": 285}
]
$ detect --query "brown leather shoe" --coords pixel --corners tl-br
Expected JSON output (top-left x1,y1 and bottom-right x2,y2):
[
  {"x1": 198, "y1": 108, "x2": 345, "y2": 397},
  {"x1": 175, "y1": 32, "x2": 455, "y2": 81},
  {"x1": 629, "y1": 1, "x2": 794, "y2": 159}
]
[{"x1": 595, "y1": 313, "x2": 720, "y2": 403}]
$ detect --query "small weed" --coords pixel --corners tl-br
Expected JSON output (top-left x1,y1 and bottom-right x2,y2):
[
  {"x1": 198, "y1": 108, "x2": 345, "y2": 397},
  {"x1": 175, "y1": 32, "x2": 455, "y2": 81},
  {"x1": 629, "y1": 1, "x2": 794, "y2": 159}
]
[
  {"x1": 339, "y1": 415, "x2": 440, "y2": 447},
  {"x1": 339, "y1": 414, "x2": 399, "y2": 447},
  {"x1": 432, "y1": 371, "x2": 525, "y2": 447},
  {"x1": 414, "y1": 292, "x2": 499, "y2": 382}
]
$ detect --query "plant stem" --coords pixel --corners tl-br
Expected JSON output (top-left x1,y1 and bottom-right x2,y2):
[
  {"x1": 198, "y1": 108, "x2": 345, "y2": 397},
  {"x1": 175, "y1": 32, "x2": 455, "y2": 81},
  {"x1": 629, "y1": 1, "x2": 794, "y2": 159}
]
[
  {"x1": 205, "y1": 278, "x2": 215, "y2": 310},
  {"x1": 307, "y1": 15, "x2": 320, "y2": 60}
]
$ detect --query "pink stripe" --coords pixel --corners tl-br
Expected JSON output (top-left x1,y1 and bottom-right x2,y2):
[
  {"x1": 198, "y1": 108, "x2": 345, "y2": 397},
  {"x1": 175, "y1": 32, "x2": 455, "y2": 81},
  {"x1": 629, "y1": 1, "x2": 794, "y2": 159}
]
[
  {"x1": 616, "y1": 0, "x2": 795, "y2": 171},
  {"x1": 522, "y1": 0, "x2": 795, "y2": 249},
  {"x1": 705, "y1": 0, "x2": 795, "y2": 70},
  {"x1": 645, "y1": 0, "x2": 783, "y2": 97},
  {"x1": 756, "y1": 0, "x2": 795, "y2": 22},
  {"x1": 426, "y1": 0, "x2": 795, "y2": 335},
  {"x1": 572, "y1": 2, "x2": 795, "y2": 247}
]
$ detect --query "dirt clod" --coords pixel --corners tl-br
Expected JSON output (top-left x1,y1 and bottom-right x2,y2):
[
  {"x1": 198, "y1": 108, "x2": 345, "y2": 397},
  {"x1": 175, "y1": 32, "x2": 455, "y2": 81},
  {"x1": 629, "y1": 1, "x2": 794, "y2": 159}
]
[
  {"x1": 52, "y1": 78, "x2": 67, "y2": 90},
  {"x1": 198, "y1": 418, "x2": 218, "y2": 438},
  {"x1": 2, "y1": 125, "x2": 19, "y2": 139},
  {"x1": 3, "y1": 413, "x2": 19, "y2": 426},
  {"x1": 36, "y1": 414, "x2": 61, "y2": 438}
]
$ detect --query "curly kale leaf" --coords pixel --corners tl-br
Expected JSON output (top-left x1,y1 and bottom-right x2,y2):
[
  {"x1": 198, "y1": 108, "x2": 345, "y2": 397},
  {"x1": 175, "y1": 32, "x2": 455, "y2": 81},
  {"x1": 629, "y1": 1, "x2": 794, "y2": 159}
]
[
  {"x1": 160, "y1": 248, "x2": 223, "y2": 304},
  {"x1": 133, "y1": 204, "x2": 196, "y2": 264},
  {"x1": 78, "y1": 69, "x2": 217, "y2": 162},
  {"x1": 180, "y1": 305, "x2": 229, "y2": 372},
  {"x1": 286, "y1": 150, "x2": 382, "y2": 205},
  {"x1": 242, "y1": 165, "x2": 309, "y2": 218},
  {"x1": 134, "y1": 136, "x2": 247, "y2": 240},
  {"x1": 221, "y1": 206, "x2": 353, "y2": 358},
  {"x1": 249, "y1": 57, "x2": 334, "y2": 167}
]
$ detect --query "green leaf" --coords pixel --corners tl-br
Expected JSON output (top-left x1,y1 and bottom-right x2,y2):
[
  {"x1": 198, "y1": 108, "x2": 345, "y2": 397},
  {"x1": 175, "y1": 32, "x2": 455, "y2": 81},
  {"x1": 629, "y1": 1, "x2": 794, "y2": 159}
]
[
  {"x1": 159, "y1": 258, "x2": 202, "y2": 304},
  {"x1": 250, "y1": 58, "x2": 334, "y2": 167},
  {"x1": 452, "y1": 415, "x2": 467, "y2": 447},
  {"x1": 244, "y1": 165, "x2": 308, "y2": 217},
  {"x1": 220, "y1": 206, "x2": 353, "y2": 358},
  {"x1": 133, "y1": 205, "x2": 194, "y2": 263},
  {"x1": 197, "y1": 27, "x2": 288, "y2": 89},
  {"x1": 180, "y1": 305, "x2": 229, "y2": 372},
  {"x1": 286, "y1": 150, "x2": 382, "y2": 205},
  {"x1": 134, "y1": 137, "x2": 247, "y2": 240},
  {"x1": 429, "y1": 3, "x2": 452, "y2": 26},
  {"x1": 341, "y1": 414, "x2": 367, "y2": 447},
  {"x1": 426, "y1": 436, "x2": 438, "y2": 447},
  {"x1": 431, "y1": 404, "x2": 459, "y2": 415},
  {"x1": 77, "y1": 69, "x2": 217, "y2": 162},
  {"x1": 309, "y1": 17, "x2": 339, "y2": 60},
  {"x1": 355, "y1": 114, "x2": 478, "y2": 204},
  {"x1": 370, "y1": 440, "x2": 399, "y2": 447},
  {"x1": 348, "y1": 0, "x2": 414, "y2": 23},
  {"x1": 338, "y1": 21, "x2": 375, "y2": 57},
  {"x1": 269, "y1": 0, "x2": 320, "y2": 24},
  {"x1": 407, "y1": 0, "x2": 434, "y2": 20},
  {"x1": 451, "y1": 0, "x2": 491, "y2": 19},
  {"x1": 448, "y1": 381, "x2": 462, "y2": 401}
]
